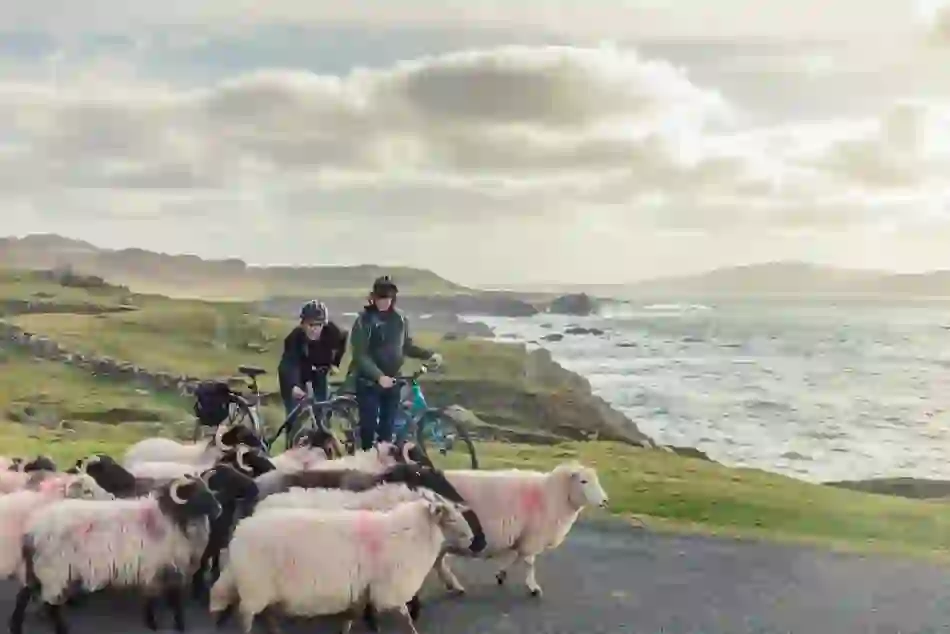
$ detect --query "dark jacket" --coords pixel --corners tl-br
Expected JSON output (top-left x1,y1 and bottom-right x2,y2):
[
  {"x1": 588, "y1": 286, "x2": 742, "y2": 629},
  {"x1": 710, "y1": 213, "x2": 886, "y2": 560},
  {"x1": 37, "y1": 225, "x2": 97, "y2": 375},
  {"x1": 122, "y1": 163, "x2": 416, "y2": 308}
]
[
  {"x1": 345, "y1": 305, "x2": 431, "y2": 385},
  {"x1": 277, "y1": 321, "x2": 348, "y2": 398}
]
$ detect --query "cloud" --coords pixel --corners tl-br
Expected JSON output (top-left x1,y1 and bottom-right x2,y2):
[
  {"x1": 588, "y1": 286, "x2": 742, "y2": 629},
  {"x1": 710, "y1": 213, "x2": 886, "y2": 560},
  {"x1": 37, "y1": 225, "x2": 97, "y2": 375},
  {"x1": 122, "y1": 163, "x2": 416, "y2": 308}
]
[
  {"x1": 919, "y1": 0, "x2": 950, "y2": 43},
  {"x1": 4, "y1": 40, "x2": 950, "y2": 283}
]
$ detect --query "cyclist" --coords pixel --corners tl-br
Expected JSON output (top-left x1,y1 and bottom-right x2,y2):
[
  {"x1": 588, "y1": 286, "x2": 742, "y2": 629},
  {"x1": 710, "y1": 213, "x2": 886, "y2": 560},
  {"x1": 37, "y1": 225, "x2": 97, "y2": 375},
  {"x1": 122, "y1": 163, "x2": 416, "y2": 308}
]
[
  {"x1": 277, "y1": 300, "x2": 348, "y2": 443},
  {"x1": 345, "y1": 275, "x2": 442, "y2": 451}
]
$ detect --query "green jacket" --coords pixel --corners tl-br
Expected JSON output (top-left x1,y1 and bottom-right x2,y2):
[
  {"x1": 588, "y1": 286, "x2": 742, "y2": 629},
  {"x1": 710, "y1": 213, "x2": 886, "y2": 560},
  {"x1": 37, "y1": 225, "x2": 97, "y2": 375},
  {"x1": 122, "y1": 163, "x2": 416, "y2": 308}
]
[{"x1": 344, "y1": 306, "x2": 432, "y2": 388}]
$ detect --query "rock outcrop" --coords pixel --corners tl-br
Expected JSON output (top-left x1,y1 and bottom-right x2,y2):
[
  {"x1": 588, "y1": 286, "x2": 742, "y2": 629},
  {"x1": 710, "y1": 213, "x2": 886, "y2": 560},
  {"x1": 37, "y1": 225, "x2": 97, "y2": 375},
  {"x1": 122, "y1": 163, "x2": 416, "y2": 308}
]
[{"x1": 547, "y1": 293, "x2": 599, "y2": 316}]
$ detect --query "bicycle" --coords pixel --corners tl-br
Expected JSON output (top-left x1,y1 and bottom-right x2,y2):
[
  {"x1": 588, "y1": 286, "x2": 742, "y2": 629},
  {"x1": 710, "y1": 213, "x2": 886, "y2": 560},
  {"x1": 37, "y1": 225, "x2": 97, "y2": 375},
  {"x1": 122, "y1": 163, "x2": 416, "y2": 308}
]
[
  {"x1": 192, "y1": 365, "x2": 358, "y2": 455},
  {"x1": 337, "y1": 364, "x2": 479, "y2": 469}
]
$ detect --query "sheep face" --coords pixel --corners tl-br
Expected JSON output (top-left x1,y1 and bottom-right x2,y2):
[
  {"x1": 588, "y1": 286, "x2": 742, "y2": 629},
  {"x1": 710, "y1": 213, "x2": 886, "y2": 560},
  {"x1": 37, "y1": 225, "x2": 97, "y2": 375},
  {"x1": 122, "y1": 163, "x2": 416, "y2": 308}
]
[
  {"x1": 562, "y1": 463, "x2": 609, "y2": 509},
  {"x1": 294, "y1": 428, "x2": 336, "y2": 456},
  {"x1": 73, "y1": 454, "x2": 137, "y2": 496},
  {"x1": 201, "y1": 464, "x2": 259, "y2": 506},
  {"x1": 156, "y1": 476, "x2": 223, "y2": 528},
  {"x1": 216, "y1": 424, "x2": 265, "y2": 452},
  {"x1": 21, "y1": 455, "x2": 56, "y2": 472},
  {"x1": 64, "y1": 474, "x2": 116, "y2": 500},
  {"x1": 218, "y1": 444, "x2": 275, "y2": 477},
  {"x1": 422, "y1": 491, "x2": 475, "y2": 551}
]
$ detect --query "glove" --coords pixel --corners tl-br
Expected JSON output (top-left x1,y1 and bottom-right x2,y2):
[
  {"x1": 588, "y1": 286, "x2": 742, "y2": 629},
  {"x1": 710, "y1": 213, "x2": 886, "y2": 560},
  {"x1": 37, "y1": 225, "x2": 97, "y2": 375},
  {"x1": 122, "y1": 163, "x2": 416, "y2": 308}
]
[{"x1": 428, "y1": 352, "x2": 443, "y2": 367}]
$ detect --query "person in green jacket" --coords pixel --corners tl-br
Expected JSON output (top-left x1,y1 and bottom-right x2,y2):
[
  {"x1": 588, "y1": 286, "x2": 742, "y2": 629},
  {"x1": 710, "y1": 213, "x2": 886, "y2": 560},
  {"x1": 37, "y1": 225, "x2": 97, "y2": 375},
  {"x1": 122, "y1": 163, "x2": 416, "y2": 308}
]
[{"x1": 345, "y1": 275, "x2": 442, "y2": 451}]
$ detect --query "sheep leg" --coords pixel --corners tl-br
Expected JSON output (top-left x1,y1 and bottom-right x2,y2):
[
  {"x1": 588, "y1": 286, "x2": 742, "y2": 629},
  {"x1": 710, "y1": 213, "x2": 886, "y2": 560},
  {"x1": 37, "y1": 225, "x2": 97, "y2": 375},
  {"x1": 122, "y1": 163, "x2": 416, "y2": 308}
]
[
  {"x1": 143, "y1": 595, "x2": 161, "y2": 631},
  {"x1": 361, "y1": 602, "x2": 380, "y2": 631},
  {"x1": 190, "y1": 564, "x2": 208, "y2": 602},
  {"x1": 8, "y1": 586, "x2": 35, "y2": 634},
  {"x1": 397, "y1": 604, "x2": 420, "y2": 634},
  {"x1": 524, "y1": 554, "x2": 542, "y2": 598},
  {"x1": 493, "y1": 550, "x2": 521, "y2": 586},
  {"x1": 238, "y1": 606, "x2": 257, "y2": 634},
  {"x1": 164, "y1": 582, "x2": 186, "y2": 632},
  {"x1": 260, "y1": 607, "x2": 282, "y2": 634},
  {"x1": 407, "y1": 594, "x2": 421, "y2": 621},
  {"x1": 44, "y1": 602, "x2": 68, "y2": 634},
  {"x1": 434, "y1": 552, "x2": 465, "y2": 594}
]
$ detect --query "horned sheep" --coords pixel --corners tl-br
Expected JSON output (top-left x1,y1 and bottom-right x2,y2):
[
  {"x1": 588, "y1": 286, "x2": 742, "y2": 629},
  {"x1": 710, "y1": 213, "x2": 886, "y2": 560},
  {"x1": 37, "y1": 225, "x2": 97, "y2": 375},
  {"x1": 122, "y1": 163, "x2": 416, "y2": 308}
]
[
  {"x1": 434, "y1": 461, "x2": 609, "y2": 598},
  {"x1": 0, "y1": 473, "x2": 114, "y2": 581},
  {"x1": 121, "y1": 423, "x2": 264, "y2": 469},
  {"x1": 209, "y1": 490, "x2": 475, "y2": 634},
  {"x1": 10, "y1": 474, "x2": 223, "y2": 634},
  {"x1": 254, "y1": 441, "x2": 418, "y2": 500}
]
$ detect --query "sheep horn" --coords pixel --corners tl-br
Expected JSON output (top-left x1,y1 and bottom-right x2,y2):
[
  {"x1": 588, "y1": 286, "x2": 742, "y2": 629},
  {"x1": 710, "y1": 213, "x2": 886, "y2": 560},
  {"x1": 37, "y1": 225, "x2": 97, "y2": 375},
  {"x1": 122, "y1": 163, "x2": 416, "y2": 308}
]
[
  {"x1": 169, "y1": 478, "x2": 188, "y2": 505},
  {"x1": 214, "y1": 424, "x2": 230, "y2": 450},
  {"x1": 236, "y1": 445, "x2": 250, "y2": 472},
  {"x1": 401, "y1": 442, "x2": 415, "y2": 464}
]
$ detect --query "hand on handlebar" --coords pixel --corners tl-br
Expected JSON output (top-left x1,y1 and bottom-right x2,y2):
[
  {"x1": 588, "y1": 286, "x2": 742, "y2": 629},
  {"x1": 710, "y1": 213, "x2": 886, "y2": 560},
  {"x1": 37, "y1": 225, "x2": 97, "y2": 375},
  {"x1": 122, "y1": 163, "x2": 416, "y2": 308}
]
[
  {"x1": 377, "y1": 375, "x2": 395, "y2": 389},
  {"x1": 291, "y1": 386, "x2": 307, "y2": 400}
]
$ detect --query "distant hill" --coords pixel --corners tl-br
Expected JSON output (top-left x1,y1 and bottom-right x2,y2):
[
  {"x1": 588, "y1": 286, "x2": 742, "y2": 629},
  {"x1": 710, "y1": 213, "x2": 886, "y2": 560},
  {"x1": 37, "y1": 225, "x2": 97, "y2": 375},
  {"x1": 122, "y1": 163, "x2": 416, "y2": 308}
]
[
  {"x1": 0, "y1": 234, "x2": 469, "y2": 300},
  {"x1": 536, "y1": 262, "x2": 950, "y2": 300}
]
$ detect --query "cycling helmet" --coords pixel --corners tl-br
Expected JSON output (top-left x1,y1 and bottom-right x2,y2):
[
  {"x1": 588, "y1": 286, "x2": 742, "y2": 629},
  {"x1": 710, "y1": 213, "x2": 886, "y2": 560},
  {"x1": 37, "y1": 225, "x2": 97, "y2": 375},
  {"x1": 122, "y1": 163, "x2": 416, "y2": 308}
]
[
  {"x1": 371, "y1": 275, "x2": 398, "y2": 298},
  {"x1": 299, "y1": 299, "x2": 328, "y2": 323}
]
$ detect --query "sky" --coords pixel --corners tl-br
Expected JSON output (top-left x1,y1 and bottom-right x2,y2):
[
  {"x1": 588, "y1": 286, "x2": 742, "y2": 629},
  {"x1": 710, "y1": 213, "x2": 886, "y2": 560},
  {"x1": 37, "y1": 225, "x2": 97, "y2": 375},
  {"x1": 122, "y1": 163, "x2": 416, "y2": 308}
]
[{"x1": 4, "y1": 0, "x2": 950, "y2": 286}]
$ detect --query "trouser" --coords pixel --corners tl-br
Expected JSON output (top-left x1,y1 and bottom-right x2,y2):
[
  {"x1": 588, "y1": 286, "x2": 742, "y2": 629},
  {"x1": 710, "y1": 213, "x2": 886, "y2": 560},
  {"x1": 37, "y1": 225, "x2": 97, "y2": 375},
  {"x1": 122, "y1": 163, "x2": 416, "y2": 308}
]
[
  {"x1": 355, "y1": 379, "x2": 400, "y2": 451},
  {"x1": 281, "y1": 374, "x2": 329, "y2": 448}
]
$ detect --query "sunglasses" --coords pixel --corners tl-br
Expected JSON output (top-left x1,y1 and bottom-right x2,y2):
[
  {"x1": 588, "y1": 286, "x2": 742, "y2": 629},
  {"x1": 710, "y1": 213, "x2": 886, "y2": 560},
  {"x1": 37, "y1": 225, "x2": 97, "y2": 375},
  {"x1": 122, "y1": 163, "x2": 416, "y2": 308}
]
[{"x1": 303, "y1": 321, "x2": 325, "y2": 328}]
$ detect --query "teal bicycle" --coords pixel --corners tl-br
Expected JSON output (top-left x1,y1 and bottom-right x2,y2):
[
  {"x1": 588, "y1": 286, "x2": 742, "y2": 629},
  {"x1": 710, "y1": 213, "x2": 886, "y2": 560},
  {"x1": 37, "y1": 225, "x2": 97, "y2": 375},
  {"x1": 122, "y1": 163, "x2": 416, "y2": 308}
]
[{"x1": 338, "y1": 364, "x2": 479, "y2": 469}]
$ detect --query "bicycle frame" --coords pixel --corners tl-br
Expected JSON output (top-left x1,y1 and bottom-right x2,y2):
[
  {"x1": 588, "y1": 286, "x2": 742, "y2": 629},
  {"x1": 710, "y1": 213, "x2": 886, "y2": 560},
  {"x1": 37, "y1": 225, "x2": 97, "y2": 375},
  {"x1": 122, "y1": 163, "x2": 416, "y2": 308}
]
[{"x1": 390, "y1": 366, "x2": 456, "y2": 451}]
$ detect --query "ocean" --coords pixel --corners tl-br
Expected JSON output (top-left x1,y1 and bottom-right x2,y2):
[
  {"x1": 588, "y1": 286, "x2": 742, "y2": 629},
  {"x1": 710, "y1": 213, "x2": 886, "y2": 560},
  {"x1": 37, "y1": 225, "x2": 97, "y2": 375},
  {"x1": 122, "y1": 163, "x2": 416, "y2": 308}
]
[{"x1": 463, "y1": 300, "x2": 950, "y2": 483}]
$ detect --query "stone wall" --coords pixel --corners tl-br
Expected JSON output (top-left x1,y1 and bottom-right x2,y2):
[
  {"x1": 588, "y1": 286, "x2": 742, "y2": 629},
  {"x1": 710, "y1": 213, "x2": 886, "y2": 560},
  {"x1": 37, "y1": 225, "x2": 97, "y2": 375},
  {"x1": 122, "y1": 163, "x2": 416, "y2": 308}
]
[{"x1": 0, "y1": 320, "x2": 204, "y2": 397}]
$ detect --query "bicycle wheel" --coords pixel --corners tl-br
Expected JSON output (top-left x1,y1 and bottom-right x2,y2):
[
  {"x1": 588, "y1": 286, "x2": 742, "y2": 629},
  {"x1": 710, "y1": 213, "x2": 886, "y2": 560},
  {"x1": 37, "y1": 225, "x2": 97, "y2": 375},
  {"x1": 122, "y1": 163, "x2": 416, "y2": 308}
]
[
  {"x1": 326, "y1": 400, "x2": 359, "y2": 456},
  {"x1": 415, "y1": 408, "x2": 479, "y2": 469}
]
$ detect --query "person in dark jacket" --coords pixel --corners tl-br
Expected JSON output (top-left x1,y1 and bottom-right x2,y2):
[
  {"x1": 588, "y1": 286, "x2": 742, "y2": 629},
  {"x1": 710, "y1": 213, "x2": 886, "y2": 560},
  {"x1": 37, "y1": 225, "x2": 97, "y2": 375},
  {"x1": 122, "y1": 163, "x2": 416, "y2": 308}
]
[
  {"x1": 277, "y1": 300, "x2": 348, "y2": 447},
  {"x1": 344, "y1": 276, "x2": 442, "y2": 451}
]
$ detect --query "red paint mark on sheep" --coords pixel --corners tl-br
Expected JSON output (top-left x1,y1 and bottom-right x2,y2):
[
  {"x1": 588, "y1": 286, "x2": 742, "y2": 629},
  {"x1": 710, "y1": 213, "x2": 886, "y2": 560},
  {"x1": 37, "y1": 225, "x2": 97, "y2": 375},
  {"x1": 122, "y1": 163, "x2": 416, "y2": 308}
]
[
  {"x1": 354, "y1": 512, "x2": 383, "y2": 561},
  {"x1": 520, "y1": 483, "x2": 545, "y2": 518},
  {"x1": 139, "y1": 507, "x2": 165, "y2": 539}
]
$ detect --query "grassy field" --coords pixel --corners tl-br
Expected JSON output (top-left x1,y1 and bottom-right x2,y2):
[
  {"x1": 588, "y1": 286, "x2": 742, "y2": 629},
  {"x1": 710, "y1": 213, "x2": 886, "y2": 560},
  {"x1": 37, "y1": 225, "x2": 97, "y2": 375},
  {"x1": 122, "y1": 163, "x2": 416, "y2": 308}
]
[
  {"x1": 3, "y1": 421, "x2": 950, "y2": 559},
  {"x1": 4, "y1": 270, "x2": 950, "y2": 559}
]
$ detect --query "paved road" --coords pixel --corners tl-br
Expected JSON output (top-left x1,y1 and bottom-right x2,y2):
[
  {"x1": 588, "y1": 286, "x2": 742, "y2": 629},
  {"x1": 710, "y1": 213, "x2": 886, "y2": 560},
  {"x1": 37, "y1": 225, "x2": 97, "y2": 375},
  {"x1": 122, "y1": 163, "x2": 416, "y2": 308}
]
[{"x1": 6, "y1": 520, "x2": 950, "y2": 634}]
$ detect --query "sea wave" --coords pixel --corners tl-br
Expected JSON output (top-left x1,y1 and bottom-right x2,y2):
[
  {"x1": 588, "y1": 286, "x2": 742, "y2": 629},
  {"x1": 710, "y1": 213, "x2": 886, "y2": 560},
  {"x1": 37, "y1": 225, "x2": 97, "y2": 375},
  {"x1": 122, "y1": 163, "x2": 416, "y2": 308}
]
[{"x1": 461, "y1": 301, "x2": 950, "y2": 483}]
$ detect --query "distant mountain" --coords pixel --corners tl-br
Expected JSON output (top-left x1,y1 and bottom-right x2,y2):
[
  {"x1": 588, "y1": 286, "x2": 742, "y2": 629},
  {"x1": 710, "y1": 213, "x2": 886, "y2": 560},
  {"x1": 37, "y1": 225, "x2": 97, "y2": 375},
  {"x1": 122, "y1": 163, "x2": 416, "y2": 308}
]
[
  {"x1": 538, "y1": 262, "x2": 950, "y2": 300},
  {"x1": 0, "y1": 234, "x2": 469, "y2": 300}
]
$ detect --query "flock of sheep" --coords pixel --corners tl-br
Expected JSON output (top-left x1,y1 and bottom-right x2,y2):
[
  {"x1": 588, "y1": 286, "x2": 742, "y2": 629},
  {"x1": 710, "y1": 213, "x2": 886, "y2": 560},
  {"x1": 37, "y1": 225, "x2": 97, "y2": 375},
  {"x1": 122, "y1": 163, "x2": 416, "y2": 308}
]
[{"x1": 0, "y1": 422, "x2": 609, "y2": 634}]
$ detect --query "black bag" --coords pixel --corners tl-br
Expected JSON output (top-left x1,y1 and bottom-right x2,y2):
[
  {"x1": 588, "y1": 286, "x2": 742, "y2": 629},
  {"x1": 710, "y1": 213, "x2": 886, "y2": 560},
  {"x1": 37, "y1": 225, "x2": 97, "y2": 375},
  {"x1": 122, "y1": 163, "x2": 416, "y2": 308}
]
[{"x1": 193, "y1": 380, "x2": 234, "y2": 427}]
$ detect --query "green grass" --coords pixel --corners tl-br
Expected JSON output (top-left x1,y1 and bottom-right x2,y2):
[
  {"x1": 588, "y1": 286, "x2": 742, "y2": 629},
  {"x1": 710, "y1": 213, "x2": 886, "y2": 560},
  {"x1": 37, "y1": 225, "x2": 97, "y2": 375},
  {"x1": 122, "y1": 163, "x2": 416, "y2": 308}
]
[
  {"x1": 3, "y1": 426, "x2": 950, "y2": 559},
  {"x1": 0, "y1": 347, "x2": 191, "y2": 425},
  {"x1": 7, "y1": 275, "x2": 950, "y2": 559},
  {"x1": 11, "y1": 306, "x2": 534, "y2": 391}
]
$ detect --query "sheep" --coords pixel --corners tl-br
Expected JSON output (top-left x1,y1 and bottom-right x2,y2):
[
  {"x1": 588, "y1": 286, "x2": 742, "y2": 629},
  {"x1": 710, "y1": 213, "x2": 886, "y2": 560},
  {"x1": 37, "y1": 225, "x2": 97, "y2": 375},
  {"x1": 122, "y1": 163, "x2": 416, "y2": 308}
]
[
  {"x1": 71, "y1": 445, "x2": 275, "y2": 499},
  {"x1": 254, "y1": 441, "x2": 414, "y2": 501},
  {"x1": 0, "y1": 474, "x2": 115, "y2": 582},
  {"x1": 256, "y1": 463, "x2": 487, "y2": 626},
  {"x1": 121, "y1": 423, "x2": 264, "y2": 469},
  {"x1": 267, "y1": 429, "x2": 337, "y2": 473},
  {"x1": 0, "y1": 469, "x2": 61, "y2": 495},
  {"x1": 9, "y1": 474, "x2": 223, "y2": 634},
  {"x1": 188, "y1": 464, "x2": 261, "y2": 603},
  {"x1": 7, "y1": 455, "x2": 57, "y2": 473},
  {"x1": 209, "y1": 489, "x2": 475, "y2": 634},
  {"x1": 433, "y1": 461, "x2": 609, "y2": 598}
]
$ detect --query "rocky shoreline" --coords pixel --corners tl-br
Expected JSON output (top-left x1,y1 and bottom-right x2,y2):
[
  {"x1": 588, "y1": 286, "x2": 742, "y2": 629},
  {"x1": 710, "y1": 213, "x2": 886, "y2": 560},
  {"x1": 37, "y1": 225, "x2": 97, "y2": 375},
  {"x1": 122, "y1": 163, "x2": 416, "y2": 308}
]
[
  {"x1": 0, "y1": 318, "x2": 684, "y2": 453},
  {"x1": 824, "y1": 477, "x2": 950, "y2": 500}
]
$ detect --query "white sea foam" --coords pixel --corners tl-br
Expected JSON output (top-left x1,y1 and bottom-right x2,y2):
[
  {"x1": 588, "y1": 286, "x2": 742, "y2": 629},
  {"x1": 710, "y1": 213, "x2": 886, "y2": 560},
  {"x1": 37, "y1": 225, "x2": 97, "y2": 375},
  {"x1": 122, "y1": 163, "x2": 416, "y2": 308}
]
[{"x1": 462, "y1": 300, "x2": 950, "y2": 483}]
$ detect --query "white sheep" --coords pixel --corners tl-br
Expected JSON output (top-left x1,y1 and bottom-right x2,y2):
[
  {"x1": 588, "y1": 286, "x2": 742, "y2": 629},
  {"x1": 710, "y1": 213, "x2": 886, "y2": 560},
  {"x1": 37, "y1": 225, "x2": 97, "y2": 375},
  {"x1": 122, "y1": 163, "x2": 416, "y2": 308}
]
[
  {"x1": 254, "y1": 442, "x2": 410, "y2": 500},
  {"x1": 126, "y1": 460, "x2": 204, "y2": 481},
  {"x1": 0, "y1": 474, "x2": 115, "y2": 581},
  {"x1": 122, "y1": 423, "x2": 263, "y2": 468},
  {"x1": 435, "y1": 461, "x2": 609, "y2": 598},
  {"x1": 209, "y1": 490, "x2": 474, "y2": 634},
  {"x1": 10, "y1": 475, "x2": 223, "y2": 634},
  {"x1": 267, "y1": 444, "x2": 329, "y2": 473}
]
